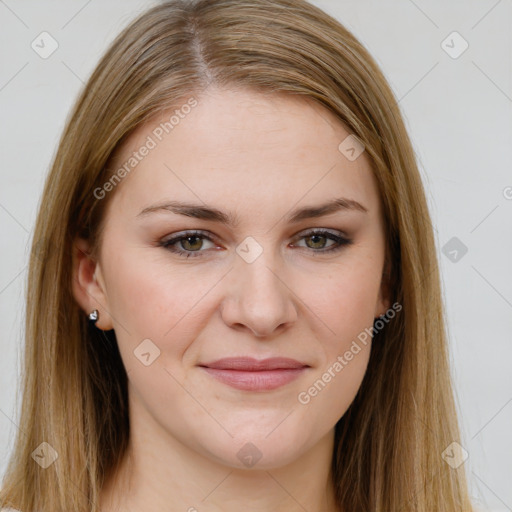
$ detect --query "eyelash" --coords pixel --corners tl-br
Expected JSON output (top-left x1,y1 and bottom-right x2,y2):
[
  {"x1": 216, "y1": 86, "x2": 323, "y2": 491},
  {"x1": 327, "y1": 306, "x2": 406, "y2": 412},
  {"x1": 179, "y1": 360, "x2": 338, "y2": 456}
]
[{"x1": 159, "y1": 229, "x2": 352, "y2": 258}]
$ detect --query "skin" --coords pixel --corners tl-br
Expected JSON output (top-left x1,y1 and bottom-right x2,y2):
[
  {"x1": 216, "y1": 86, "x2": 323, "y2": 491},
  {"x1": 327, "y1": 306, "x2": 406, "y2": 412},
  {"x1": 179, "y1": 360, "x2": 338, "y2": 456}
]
[{"x1": 73, "y1": 86, "x2": 390, "y2": 512}]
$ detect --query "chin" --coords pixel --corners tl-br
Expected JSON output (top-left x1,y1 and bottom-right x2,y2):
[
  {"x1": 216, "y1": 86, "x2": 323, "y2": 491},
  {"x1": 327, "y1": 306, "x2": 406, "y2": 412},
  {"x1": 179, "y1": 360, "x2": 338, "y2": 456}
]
[{"x1": 199, "y1": 428, "x2": 313, "y2": 471}]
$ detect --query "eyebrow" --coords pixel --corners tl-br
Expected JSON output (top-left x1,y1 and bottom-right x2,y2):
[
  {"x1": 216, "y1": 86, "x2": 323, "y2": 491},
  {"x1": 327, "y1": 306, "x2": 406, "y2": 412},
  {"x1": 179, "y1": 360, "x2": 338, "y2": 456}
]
[{"x1": 137, "y1": 197, "x2": 368, "y2": 226}]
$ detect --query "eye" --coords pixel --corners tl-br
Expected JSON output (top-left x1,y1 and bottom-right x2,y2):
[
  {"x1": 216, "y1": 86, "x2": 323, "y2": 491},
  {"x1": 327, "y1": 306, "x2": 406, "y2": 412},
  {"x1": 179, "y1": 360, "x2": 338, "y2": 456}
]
[
  {"x1": 159, "y1": 228, "x2": 352, "y2": 258},
  {"x1": 159, "y1": 230, "x2": 218, "y2": 258},
  {"x1": 290, "y1": 229, "x2": 352, "y2": 254}
]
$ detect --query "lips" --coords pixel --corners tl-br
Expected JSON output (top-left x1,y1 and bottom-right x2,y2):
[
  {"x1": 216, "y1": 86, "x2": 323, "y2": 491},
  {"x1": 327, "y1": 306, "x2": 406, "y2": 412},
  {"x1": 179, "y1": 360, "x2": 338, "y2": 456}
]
[
  {"x1": 200, "y1": 357, "x2": 308, "y2": 371},
  {"x1": 198, "y1": 357, "x2": 309, "y2": 391}
]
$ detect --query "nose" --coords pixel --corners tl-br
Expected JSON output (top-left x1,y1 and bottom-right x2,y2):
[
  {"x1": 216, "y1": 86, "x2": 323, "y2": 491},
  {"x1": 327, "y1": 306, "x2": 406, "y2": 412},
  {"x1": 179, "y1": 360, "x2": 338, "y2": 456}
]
[{"x1": 219, "y1": 249, "x2": 298, "y2": 338}]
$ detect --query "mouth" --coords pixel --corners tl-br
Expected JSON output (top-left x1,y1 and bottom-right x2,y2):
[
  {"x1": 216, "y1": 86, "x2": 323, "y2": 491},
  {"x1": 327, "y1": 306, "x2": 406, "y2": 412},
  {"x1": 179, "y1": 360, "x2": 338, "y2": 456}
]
[{"x1": 198, "y1": 357, "x2": 310, "y2": 391}]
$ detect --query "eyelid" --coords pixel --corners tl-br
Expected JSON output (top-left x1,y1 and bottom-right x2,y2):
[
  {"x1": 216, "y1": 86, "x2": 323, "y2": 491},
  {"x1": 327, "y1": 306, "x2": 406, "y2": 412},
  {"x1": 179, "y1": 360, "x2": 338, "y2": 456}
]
[
  {"x1": 160, "y1": 228, "x2": 347, "y2": 246},
  {"x1": 160, "y1": 229, "x2": 217, "y2": 245},
  {"x1": 293, "y1": 226, "x2": 349, "y2": 239}
]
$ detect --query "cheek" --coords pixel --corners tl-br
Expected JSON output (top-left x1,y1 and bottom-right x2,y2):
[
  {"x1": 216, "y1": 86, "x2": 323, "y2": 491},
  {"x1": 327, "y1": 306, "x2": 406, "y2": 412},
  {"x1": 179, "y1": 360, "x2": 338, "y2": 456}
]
[
  {"x1": 295, "y1": 342, "x2": 371, "y2": 437},
  {"x1": 293, "y1": 265, "x2": 378, "y2": 424},
  {"x1": 297, "y1": 260, "x2": 382, "y2": 351},
  {"x1": 103, "y1": 248, "x2": 224, "y2": 363}
]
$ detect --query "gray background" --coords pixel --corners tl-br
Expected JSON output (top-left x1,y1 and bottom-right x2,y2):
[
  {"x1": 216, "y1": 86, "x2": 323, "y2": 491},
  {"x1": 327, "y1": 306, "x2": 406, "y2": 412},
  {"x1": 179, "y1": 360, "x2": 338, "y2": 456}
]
[{"x1": 1, "y1": 1, "x2": 511, "y2": 511}]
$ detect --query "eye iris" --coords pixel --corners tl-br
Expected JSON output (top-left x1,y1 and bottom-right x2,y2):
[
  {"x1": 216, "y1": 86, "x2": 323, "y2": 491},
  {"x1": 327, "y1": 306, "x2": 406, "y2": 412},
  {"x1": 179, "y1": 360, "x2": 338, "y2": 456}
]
[
  {"x1": 182, "y1": 236, "x2": 203, "y2": 251},
  {"x1": 306, "y1": 234, "x2": 327, "y2": 249}
]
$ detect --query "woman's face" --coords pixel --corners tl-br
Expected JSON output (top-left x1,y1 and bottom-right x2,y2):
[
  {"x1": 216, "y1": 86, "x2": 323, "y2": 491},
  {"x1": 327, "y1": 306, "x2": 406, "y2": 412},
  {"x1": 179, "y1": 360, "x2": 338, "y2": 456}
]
[{"x1": 75, "y1": 86, "x2": 390, "y2": 469}]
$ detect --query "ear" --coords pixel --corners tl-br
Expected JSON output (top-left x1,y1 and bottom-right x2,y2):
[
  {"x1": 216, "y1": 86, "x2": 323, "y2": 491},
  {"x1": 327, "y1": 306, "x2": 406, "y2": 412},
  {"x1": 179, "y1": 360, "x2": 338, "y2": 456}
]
[
  {"x1": 374, "y1": 257, "x2": 392, "y2": 319},
  {"x1": 72, "y1": 237, "x2": 114, "y2": 331}
]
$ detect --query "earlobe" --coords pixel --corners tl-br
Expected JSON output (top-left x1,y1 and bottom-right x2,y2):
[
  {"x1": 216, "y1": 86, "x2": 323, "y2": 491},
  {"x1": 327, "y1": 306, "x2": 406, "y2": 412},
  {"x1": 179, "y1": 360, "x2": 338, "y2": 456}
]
[{"x1": 71, "y1": 237, "x2": 114, "y2": 330}]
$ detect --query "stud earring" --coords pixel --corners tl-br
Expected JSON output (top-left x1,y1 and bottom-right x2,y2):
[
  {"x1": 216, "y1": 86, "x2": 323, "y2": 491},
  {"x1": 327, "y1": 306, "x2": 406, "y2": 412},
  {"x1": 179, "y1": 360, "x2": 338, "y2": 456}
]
[{"x1": 88, "y1": 309, "x2": 99, "y2": 323}]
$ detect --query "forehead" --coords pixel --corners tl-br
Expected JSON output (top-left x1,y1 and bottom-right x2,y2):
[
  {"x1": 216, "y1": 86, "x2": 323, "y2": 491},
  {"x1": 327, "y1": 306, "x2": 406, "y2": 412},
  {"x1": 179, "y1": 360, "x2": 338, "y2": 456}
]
[{"x1": 104, "y1": 87, "x2": 381, "y2": 221}]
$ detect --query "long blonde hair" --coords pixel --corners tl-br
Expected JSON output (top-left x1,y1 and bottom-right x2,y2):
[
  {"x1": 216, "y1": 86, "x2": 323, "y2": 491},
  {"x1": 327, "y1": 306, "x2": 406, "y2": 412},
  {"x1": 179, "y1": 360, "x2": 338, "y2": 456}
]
[{"x1": 1, "y1": 0, "x2": 474, "y2": 510}]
